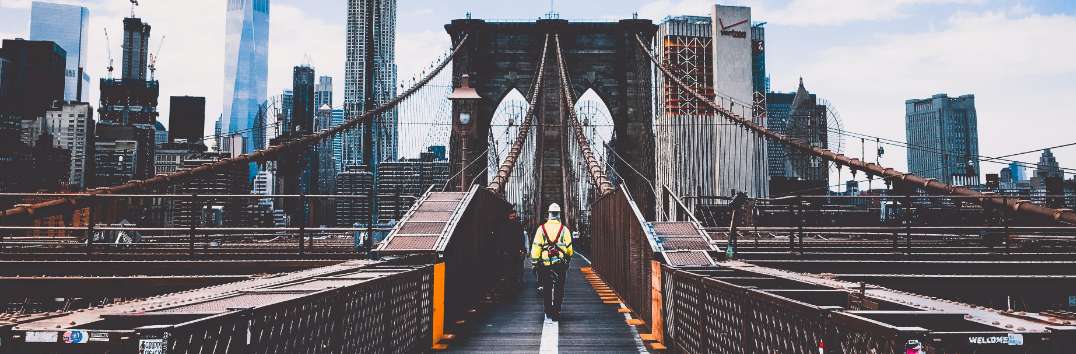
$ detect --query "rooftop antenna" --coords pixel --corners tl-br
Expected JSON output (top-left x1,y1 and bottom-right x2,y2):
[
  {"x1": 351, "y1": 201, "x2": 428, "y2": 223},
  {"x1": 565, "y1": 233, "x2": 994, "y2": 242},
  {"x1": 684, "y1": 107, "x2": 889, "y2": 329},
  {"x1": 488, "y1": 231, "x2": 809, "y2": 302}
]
[
  {"x1": 545, "y1": 0, "x2": 559, "y2": 19},
  {"x1": 103, "y1": 28, "x2": 114, "y2": 78},
  {"x1": 129, "y1": 0, "x2": 139, "y2": 17}
]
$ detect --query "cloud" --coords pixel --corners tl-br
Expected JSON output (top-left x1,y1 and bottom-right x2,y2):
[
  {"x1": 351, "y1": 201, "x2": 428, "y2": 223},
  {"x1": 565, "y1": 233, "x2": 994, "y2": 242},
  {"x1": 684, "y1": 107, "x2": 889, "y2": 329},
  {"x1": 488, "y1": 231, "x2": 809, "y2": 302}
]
[
  {"x1": 638, "y1": 0, "x2": 985, "y2": 26},
  {"x1": 267, "y1": 3, "x2": 346, "y2": 109},
  {"x1": 789, "y1": 8, "x2": 1076, "y2": 173}
]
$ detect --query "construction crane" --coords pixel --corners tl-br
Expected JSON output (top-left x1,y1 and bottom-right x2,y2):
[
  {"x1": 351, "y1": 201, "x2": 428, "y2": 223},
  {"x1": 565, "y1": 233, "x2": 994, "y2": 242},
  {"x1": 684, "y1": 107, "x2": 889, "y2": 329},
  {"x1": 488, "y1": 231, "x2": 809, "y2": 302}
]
[
  {"x1": 148, "y1": 35, "x2": 165, "y2": 81},
  {"x1": 129, "y1": 0, "x2": 139, "y2": 17},
  {"x1": 103, "y1": 28, "x2": 114, "y2": 78}
]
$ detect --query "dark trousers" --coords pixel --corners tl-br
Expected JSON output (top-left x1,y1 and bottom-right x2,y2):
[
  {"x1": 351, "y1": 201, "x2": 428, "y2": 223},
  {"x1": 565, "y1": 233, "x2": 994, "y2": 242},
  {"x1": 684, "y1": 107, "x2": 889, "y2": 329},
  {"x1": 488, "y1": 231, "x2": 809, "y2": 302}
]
[
  {"x1": 500, "y1": 252, "x2": 523, "y2": 286},
  {"x1": 537, "y1": 262, "x2": 568, "y2": 318}
]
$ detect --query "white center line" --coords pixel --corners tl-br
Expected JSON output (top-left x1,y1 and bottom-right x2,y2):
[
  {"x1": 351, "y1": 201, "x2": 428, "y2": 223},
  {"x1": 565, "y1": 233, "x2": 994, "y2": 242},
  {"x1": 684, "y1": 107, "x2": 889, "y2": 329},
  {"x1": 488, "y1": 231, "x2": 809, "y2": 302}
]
[{"x1": 540, "y1": 316, "x2": 559, "y2": 353}]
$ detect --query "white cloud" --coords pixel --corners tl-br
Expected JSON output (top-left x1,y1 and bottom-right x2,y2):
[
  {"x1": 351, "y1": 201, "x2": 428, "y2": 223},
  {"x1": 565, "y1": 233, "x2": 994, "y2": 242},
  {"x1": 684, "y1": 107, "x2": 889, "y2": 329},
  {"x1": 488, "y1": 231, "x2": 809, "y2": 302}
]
[
  {"x1": 788, "y1": 9, "x2": 1076, "y2": 173},
  {"x1": 267, "y1": 3, "x2": 346, "y2": 109},
  {"x1": 639, "y1": 0, "x2": 984, "y2": 26}
]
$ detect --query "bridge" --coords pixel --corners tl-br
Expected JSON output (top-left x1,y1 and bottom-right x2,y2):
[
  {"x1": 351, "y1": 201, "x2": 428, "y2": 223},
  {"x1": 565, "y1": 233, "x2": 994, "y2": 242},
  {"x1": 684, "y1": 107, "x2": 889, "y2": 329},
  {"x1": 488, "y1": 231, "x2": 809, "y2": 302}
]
[{"x1": 3, "y1": 18, "x2": 1076, "y2": 354}]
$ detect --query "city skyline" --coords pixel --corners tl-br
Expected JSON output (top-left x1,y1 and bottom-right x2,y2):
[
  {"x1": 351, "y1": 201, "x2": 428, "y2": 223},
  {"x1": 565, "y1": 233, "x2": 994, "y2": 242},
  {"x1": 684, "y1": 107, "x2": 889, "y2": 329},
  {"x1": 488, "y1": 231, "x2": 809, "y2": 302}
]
[{"x1": 0, "y1": 0, "x2": 1073, "y2": 171}]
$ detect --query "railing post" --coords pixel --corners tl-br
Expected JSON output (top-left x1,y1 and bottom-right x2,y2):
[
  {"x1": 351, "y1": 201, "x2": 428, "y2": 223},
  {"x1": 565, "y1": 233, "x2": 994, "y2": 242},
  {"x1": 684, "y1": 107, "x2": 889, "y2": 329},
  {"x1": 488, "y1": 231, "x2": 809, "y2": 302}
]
[
  {"x1": 904, "y1": 195, "x2": 913, "y2": 255},
  {"x1": 86, "y1": 196, "x2": 95, "y2": 256},
  {"x1": 1003, "y1": 196, "x2": 1011, "y2": 254},
  {"x1": 189, "y1": 194, "x2": 197, "y2": 257},
  {"x1": 298, "y1": 193, "x2": 306, "y2": 255},
  {"x1": 0, "y1": 209, "x2": 5, "y2": 253}
]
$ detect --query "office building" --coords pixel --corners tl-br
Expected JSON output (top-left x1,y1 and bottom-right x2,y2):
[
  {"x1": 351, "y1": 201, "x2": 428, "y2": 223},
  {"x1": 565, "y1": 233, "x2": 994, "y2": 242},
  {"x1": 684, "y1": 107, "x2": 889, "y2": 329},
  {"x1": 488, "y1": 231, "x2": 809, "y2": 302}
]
[
  {"x1": 280, "y1": 89, "x2": 293, "y2": 132},
  {"x1": 315, "y1": 105, "x2": 337, "y2": 194},
  {"x1": 766, "y1": 91, "x2": 793, "y2": 178},
  {"x1": 315, "y1": 76, "x2": 333, "y2": 109},
  {"x1": 905, "y1": 94, "x2": 980, "y2": 186},
  {"x1": 654, "y1": 15, "x2": 717, "y2": 208},
  {"x1": 767, "y1": 79, "x2": 829, "y2": 195},
  {"x1": 169, "y1": 96, "x2": 206, "y2": 144},
  {"x1": 30, "y1": 131, "x2": 71, "y2": 192},
  {"x1": 29, "y1": 1, "x2": 91, "y2": 101},
  {"x1": 292, "y1": 66, "x2": 316, "y2": 133},
  {"x1": 1036, "y1": 149, "x2": 1063, "y2": 180},
  {"x1": 712, "y1": 5, "x2": 767, "y2": 198},
  {"x1": 154, "y1": 141, "x2": 208, "y2": 175},
  {"x1": 376, "y1": 150, "x2": 450, "y2": 221},
  {"x1": 1008, "y1": 161, "x2": 1026, "y2": 182},
  {"x1": 221, "y1": 0, "x2": 269, "y2": 158},
  {"x1": 344, "y1": 0, "x2": 398, "y2": 166},
  {"x1": 43, "y1": 101, "x2": 94, "y2": 189},
  {"x1": 92, "y1": 124, "x2": 154, "y2": 186},
  {"x1": 750, "y1": 22, "x2": 767, "y2": 96},
  {"x1": 172, "y1": 152, "x2": 251, "y2": 227},
  {"x1": 335, "y1": 166, "x2": 373, "y2": 227},
  {"x1": 332, "y1": 108, "x2": 345, "y2": 169},
  {"x1": 153, "y1": 121, "x2": 168, "y2": 145},
  {"x1": 0, "y1": 39, "x2": 66, "y2": 121}
]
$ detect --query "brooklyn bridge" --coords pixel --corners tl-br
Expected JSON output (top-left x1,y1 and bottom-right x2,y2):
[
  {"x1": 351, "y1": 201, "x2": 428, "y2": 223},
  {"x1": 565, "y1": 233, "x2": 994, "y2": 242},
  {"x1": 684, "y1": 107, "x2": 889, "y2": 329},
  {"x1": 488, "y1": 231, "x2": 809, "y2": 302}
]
[{"x1": 1, "y1": 17, "x2": 1075, "y2": 354}]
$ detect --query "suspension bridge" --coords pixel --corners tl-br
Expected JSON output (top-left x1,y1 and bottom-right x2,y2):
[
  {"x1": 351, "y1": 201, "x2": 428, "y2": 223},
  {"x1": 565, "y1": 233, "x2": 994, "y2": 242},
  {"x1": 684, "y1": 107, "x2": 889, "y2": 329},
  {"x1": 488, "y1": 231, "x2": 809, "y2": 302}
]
[{"x1": 2, "y1": 18, "x2": 1076, "y2": 353}]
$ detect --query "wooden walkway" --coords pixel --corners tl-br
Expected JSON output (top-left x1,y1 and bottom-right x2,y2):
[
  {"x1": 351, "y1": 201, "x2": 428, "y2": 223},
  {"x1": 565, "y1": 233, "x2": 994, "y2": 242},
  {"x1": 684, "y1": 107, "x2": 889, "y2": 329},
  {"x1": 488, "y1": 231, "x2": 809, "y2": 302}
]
[{"x1": 443, "y1": 255, "x2": 645, "y2": 353}]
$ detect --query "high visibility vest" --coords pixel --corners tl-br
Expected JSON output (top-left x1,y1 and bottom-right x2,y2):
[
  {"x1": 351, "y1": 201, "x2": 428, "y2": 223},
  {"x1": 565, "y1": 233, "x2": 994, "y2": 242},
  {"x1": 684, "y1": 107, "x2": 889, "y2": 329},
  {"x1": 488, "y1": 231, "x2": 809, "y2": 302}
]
[{"x1": 530, "y1": 220, "x2": 573, "y2": 265}]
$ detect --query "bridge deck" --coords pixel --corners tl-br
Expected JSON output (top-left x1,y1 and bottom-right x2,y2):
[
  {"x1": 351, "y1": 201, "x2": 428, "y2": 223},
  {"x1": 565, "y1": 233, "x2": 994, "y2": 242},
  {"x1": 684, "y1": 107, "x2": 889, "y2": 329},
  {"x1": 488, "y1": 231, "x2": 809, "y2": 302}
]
[{"x1": 444, "y1": 255, "x2": 644, "y2": 353}]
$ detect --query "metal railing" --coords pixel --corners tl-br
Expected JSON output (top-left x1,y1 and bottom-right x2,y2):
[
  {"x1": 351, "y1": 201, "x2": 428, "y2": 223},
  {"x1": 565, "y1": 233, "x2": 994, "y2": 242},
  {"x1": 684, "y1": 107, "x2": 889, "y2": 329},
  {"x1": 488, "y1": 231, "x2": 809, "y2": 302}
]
[{"x1": 590, "y1": 186, "x2": 659, "y2": 326}]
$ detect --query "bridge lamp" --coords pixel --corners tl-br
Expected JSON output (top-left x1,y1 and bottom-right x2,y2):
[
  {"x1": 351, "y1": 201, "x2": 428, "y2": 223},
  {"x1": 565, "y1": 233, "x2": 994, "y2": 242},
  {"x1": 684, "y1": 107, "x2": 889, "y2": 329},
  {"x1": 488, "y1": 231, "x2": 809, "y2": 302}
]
[{"x1": 449, "y1": 74, "x2": 483, "y2": 190}]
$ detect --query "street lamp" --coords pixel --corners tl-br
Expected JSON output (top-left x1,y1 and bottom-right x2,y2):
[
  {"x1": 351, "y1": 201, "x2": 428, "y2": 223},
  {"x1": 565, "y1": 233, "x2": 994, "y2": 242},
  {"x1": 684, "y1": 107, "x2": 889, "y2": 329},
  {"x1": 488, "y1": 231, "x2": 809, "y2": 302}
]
[{"x1": 449, "y1": 74, "x2": 483, "y2": 191}]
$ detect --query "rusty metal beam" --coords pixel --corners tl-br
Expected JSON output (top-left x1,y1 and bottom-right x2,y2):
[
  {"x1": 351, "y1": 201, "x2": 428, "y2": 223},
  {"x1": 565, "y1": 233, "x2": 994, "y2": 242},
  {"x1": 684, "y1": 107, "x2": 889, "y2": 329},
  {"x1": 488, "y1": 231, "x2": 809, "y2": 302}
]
[
  {"x1": 1, "y1": 34, "x2": 471, "y2": 224},
  {"x1": 636, "y1": 35, "x2": 1076, "y2": 226},
  {"x1": 0, "y1": 276, "x2": 251, "y2": 298}
]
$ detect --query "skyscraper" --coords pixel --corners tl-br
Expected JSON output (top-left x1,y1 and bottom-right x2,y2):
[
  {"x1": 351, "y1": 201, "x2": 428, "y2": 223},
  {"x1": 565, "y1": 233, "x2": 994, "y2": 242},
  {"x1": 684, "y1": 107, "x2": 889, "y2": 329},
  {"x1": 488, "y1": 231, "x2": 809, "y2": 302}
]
[
  {"x1": 43, "y1": 101, "x2": 94, "y2": 189},
  {"x1": 0, "y1": 39, "x2": 66, "y2": 121},
  {"x1": 344, "y1": 0, "x2": 398, "y2": 166},
  {"x1": 314, "y1": 76, "x2": 333, "y2": 109},
  {"x1": 29, "y1": 1, "x2": 90, "y2": 102},
  {"x1": 168, "y1": 96, "x2": 206, "y2": 144},
  {"x1": 654, "y1": 15, "x2": 718, "y2": 208},
  {"x1": 292, "y1": 66, "x2": 316, "y2": 133},
  {"x1": 280, "y1": 89, "x2": 293, "y2": 132},
  {"x1": 95, "y1": 16, "x2": 158, "y2": 185},
  {"x1": 1036, "y1": 149, "x2": 1063, "y2": 180},
  {"x1": 713, "y1": 5, "x2": 767, "y2": 198},
  {"x1": 222, "y1": 0, "x2": 269, "y2": 158},
  {"x1": 905, "y1": 93, "x2": 980, "y2": 186}
]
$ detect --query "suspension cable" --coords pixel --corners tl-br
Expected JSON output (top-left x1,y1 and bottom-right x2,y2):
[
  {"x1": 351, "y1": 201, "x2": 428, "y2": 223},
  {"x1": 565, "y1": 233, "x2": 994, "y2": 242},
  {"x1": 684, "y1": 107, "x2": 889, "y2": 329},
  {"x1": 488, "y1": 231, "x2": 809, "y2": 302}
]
[
  {"x1": 1, "y1": 34, "x2": 471, "y2": 223},
  {"x1": 553, "y1": 34, "x2": 615, "y2": 196},
  {"x1": 487, "y1": 34, "x2": 550, "y2": 194},
  {"x1": 635, "y1": 34, "x2": 1076, "y2": 225}
]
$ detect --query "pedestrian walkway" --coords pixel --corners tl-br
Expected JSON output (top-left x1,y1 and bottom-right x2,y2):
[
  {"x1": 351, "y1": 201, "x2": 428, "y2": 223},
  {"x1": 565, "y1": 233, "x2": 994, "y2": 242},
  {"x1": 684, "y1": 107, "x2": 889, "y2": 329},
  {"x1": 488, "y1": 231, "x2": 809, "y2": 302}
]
[{"x1": 443, "y1": 255, "x2": 644, "y2": 353}]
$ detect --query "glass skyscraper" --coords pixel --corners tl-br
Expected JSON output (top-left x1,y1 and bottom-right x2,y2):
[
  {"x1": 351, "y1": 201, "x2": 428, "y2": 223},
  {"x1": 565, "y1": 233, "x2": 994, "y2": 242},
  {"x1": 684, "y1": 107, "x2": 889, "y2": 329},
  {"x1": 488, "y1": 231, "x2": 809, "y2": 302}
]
[
  {"x1": 29, "y1": 1, "x2": 90, "y2": 102},
  {"x1": 222, "y1": 0, "x2": 269, "y2": 164},
  {"x1": 905, "y1": 93, "x2": 980, "y2": 186},
  {"x1": 345, "y1": 0, "x2": 398, "y2": 166}
]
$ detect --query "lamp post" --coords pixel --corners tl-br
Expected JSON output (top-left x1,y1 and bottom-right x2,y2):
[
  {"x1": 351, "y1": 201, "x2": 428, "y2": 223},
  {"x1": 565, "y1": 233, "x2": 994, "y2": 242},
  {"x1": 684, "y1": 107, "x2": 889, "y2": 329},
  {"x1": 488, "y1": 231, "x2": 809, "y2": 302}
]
[{"x1": 450, "y1": 74, "x2": 483, "y2": 191}]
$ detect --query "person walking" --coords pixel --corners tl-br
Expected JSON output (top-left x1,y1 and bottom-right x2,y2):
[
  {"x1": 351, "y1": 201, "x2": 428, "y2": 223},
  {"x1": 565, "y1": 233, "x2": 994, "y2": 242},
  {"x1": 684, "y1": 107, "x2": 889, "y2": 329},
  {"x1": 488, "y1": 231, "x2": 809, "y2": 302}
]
[
  {"x1": 496, "y1": 209, "x2": 527, "y2": 289},
  {"x1": 530, "y1": 203, "x2": 573, "y2": 322}
]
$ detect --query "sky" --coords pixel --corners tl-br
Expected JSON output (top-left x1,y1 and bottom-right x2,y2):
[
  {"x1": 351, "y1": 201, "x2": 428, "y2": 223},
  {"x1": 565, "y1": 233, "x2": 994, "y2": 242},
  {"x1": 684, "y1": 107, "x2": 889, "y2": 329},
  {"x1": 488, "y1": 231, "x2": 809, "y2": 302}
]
[{"x1": 1, "y1": 0, "x2": 1075, "y2": 178}]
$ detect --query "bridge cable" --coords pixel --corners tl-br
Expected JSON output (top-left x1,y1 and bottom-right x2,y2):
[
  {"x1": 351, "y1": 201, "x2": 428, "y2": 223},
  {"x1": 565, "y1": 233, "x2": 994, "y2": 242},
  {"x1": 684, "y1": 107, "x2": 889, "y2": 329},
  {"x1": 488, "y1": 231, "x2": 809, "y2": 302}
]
[
  {"x1": 634, "y1": 34, "x2": 1076, "y2": 225},
  {"x1": 1, "y1": 34, "x2": 471, "y2": 223},
  {"x1": 552, "y1": 34, "x2": 615, "y2": 196},
  {"x1": 487, "y1": 34, "x2": 551, "y2": 194}
]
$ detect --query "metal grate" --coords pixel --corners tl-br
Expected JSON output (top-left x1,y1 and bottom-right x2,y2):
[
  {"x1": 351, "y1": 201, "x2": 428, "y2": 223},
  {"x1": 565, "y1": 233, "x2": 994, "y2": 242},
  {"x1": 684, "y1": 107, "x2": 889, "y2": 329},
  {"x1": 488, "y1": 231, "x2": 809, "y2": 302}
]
[
  {"x1": 397, "y1": 222, "x2": 446, "y2": 235},
  {"x1": 152, "y1": 293, "x2": 304, "y2": 314},
  {"x1": 425, "y1": 192, "x2": 467, "y2": 201},
  {"x1": 409, "y1": 211, "x2": 454, "y2": 222},
  {"x1": 663, "y1": 251, "x2": 713, "y2": 267},
  {"x1": 660, "y1": 238, "x2": 711, "y2": 251},
  {"x1": 381, "y1": 236, "x2": 439, "y2": 250},
  {"x1": 652, "y1": 222, "x2": 699, "y2": 236},
  {"x1": 416, "y1": 201, "x2": 462, "y2": 212}
]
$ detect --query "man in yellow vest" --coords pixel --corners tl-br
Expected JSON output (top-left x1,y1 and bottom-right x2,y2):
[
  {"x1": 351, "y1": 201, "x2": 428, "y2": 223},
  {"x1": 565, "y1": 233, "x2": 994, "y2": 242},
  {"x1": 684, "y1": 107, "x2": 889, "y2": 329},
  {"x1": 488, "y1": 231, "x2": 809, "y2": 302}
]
[{"x1": 531, "y1": 203, "x2": 573, "y2": 322}]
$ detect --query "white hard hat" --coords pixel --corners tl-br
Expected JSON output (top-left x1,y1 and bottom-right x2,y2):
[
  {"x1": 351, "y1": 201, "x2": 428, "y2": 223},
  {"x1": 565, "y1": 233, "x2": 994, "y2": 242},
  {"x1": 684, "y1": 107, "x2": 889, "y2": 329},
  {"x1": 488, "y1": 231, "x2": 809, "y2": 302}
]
[{"x1": 548, "y1": 203, "x2": 562, "y2": 213}]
